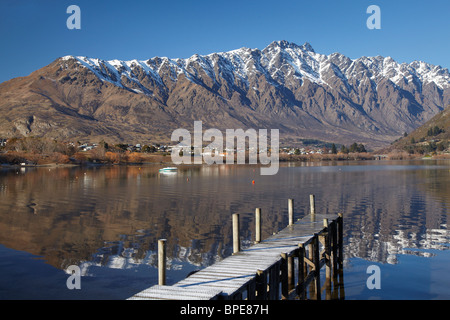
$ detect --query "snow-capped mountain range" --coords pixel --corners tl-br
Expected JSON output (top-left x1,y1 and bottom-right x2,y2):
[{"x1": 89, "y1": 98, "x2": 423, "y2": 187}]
[
  {"x1": 63, "y1": 40, "x2": 450, "y2": 93},
  {"x1": 1, "y1": 40, "x2": 449, "y2": 147}
]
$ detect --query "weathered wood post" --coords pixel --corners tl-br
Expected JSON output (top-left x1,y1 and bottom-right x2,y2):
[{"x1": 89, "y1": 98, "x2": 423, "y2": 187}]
[
  {"x1": 312, "y1": 233, "x2": 321, "y2": 300},
  {"x1": 286, "y1": 199, "x2": 295, "y2": 292},
  {"x1": 255, "y1": 269, "x2": 267, "y2": 300},
  {"x1": 255, "y1": 208, "x2": 261, "y2": 244},
  {"x1": 323, "y1": 219, "x2": 331, "y2": 280},
  {"x1": 247, "y1": 280, "x2": 256, "y2": 300},
  {"x1": 270, "y1": 263, "x2": 280, "y2": 299},
  {"x1": 288, "y1": 199, "x2": 294, "y2": 226},
  {"x1": 331, "y1": 220, "x2": 338, "y2": 276},
  {"x1": 338, "y1": 268, "x2": 345, "y2": 300},
  {"x1": 297, "y1": 244, "x2": 305, "y2": 299},
  {"x1": 280, "y1": 253, "x2": 288, "y2": 300},
  {"x1": 232, "y1": 213, "x2": 240, "y2": 254},
  {"x1": 288, "y1": 254, "x2": 295, "y2": 292},
  {"x1": 158, "y1": 239, "x2": 166, "y2": 285},
  {"x1": 338, "y1": 213, "x2": 343, "y2": 267},
  {"x1": 310, "y1": 194, "x2": 316, "y2": 216},
  {"x1": 308, "y1": 238, "x2": 314, "y2": 296},
  {"x1": 323, "y1": 219, "x2": 332, "y2": 299}
]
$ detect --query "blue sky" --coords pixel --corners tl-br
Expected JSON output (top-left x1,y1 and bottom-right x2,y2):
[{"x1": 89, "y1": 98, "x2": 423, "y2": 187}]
[{"x1": 0, "y1": 0, "x2": 449, "y2": 84}]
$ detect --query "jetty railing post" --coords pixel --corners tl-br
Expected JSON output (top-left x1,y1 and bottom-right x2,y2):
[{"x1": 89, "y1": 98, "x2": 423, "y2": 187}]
[
  {"x1": 331, "y1": 220, "x2": 338, "y2": 276},
  {"x1": 288, "y1": 254, "x2": 294, "y2": 292},
  {"x1": 255, "y1": 208, "x2": 261, "y2": 244},
  {"x1": 255, "y1": 269, "x2": 267, "y2": 300},
  {"x1": 308, "y1": 239, "x2": 314, "y2": 297},
  {"x1": 232, "y1": 213, "x2": 240, "y2": 254},
  {"x1": 158, "y1": 239, "x2": 166, "y2": 286},
  {"x1": 338, "y1": 213, "x2": 343, "y2": 267},
  {"x1": 288, "y1": 199, "x2": 294, "y2": 226},
  {"x1": 297, "y1": 244, "x2": 305, "y2": 299},
  {"x1": 323, "y1": 219, "x2": 332, "y2": 299},
  {"x1": 338, "y1": 268, "x2": 345, "y2": 300},
  {"x1": 323, "y1": 219, "x2": 331, "y2": 280},
  {"x1": 247, "y1": 280, "x2": 256, "y2": 300},
  {"x1": 312, "y1": 233, "x2": 321, "y2": 300},
  {"x1": 268, "y1": 264, "x2": 279, "y2": 300},
  {"x1": 267, "y1": 266, "x2": 274, "y2": 299},
  {"x1": 280, "y1": 253, "x2": 288, "y2": 300},
  {"x1": 310, "y1": 194, "x2": 316, "y2": 217},
  {"x1": 273, "y1": 263, "x2": 280, "y2": 299}
]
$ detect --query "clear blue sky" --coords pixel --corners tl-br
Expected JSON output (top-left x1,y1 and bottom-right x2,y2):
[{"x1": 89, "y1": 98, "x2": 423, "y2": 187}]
[{"x1": 0, "y1": 0, "x2": 449, "y2": 84}]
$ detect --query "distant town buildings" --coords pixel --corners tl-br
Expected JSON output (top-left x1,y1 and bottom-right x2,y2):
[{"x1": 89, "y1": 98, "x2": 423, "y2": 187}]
[{"x1": 0, "y1": 138, "x2": 351, "y2": 155}]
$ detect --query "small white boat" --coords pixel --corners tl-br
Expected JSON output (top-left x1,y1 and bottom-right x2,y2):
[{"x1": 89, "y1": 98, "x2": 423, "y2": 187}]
[{"x1": 159, "y1": 167, "x2": 178, "y2": 173}]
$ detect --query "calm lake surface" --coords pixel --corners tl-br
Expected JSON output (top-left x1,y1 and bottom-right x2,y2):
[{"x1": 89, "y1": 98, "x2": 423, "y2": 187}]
[{"x1": 0, "y1": 160, "x2": 449, "y2": 300}]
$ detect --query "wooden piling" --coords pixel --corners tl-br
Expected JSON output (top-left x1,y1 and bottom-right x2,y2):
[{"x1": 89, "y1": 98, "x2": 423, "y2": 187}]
[
  {"x1": 280, "y1": 253, "x2": 288, "y2": 300},
  {"x1": 310, "y1": 194, "x2": 316, "y2": 215},
  {"x1": 308, "y1": 237, "x2": 314, "y2": 296},
  {"x1": 288, "y1": 199, "x2": 294, "y2": 226},
  {"x1": 232, "y1": 213, "x2": 240, "y2": 254},
  {"x1": 297, "y1": 244, "x2": 305, "y2": 299},
  {"x1": 271, "y1": 263, "x2": 280, "y2": 299},
  {"x1": 322, "y1": 219, "x2": 332, "y2": 299},
  {"x1": 288, "y1": 254, "x2": 294, "y2": 292},
  {"x1": 312, "y1": 234, "x2": 321, "y2": 300},
  {"x1": 255, "y1": 208, "x2": 261, "y2": 244},
  {"x1": 331, "y1": 220, "x2": 338, "y2": 275},
  {"x1": 255, "y1": 269, "x2": 267, "y2": 300},
  {"x1": 323, "y1": 219, "x2": 331, "y2": 280},
  {"x1": 158, "y1": 239, "x2": 166, "y2": 285},
  {"x1": 338, "y1": 213, "x2": 343, "y2": 266}
]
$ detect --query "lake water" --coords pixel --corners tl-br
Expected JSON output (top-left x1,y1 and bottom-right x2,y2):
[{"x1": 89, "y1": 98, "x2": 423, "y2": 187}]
[{"x1": 0, "y1": 160, "x2": 449, "y2": 300}]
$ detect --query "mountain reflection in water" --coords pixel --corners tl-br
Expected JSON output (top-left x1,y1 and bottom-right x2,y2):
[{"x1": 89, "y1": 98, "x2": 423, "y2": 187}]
[{"x1": 0, "y1": 160, "x2": 448, "y2": 299}]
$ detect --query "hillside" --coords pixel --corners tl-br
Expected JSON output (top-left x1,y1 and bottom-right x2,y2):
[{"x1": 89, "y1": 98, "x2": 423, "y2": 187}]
[
  {"x1": 382, "y1": 105, "x2": 450, "y2": 155},
  {"x1": 1, "y1": 40, "x2": 449, "y2": 149}
]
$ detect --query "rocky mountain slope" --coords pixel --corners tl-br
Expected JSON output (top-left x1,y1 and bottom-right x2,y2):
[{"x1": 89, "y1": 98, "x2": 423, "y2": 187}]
[
  {"x1": 1, "y1": 40, "x2": 449, "y2": 148},
  {"x1": 383, "y1": 104, "x2": 450, "y2": 154}
]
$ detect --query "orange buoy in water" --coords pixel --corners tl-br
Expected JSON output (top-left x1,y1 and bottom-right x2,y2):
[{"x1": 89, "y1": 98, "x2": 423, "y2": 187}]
[{"x1": 252, "y1": 180, "x2": 255, "y2": 184}]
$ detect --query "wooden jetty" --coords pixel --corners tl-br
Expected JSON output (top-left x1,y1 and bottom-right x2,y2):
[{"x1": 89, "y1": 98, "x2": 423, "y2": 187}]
[{"x1": 128, "y1": 195, "x2": 344, "y2": 300}]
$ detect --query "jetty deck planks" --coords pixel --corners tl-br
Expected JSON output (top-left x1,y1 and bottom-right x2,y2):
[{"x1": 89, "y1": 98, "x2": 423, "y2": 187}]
[{"x1": 128, "y1": 212, "x2": 343, "y2": 300}]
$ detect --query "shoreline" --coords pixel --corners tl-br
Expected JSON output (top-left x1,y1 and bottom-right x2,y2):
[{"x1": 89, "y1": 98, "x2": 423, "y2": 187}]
[{"x1": 1, "y1": 151, "x2": 449, "y2": 169}]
